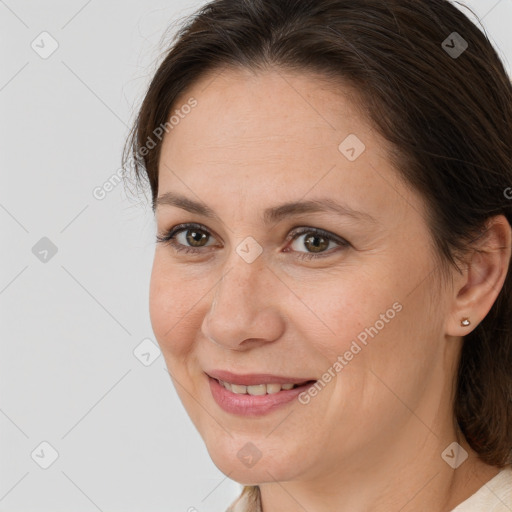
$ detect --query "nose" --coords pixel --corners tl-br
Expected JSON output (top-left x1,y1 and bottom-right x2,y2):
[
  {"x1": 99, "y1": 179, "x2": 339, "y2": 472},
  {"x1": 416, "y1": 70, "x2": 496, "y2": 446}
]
[{"x1": 201, "y1": 250, "x2": 286, "y2": 351}]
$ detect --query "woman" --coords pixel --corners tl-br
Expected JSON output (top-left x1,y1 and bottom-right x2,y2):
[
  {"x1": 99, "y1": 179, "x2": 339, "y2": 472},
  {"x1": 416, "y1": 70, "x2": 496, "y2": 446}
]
[{"x1": 123, "y1": 0, "x2": 512, "y2": 510}]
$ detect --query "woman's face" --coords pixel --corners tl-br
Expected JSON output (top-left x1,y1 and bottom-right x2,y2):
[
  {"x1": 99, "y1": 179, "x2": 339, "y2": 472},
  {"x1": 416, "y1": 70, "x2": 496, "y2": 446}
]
[{"x1": 149, "y1": 67, "x2": 456, "y2": 484}]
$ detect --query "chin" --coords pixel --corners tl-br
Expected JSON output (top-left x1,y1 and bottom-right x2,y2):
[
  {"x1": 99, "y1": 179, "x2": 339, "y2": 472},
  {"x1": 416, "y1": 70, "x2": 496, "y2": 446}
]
[
  {"x1": 210, "y1": 453, "x2": 294, "y2": 485},
  {"x1": 203, "y1": 432, "x2": 306, "y2": 484}
]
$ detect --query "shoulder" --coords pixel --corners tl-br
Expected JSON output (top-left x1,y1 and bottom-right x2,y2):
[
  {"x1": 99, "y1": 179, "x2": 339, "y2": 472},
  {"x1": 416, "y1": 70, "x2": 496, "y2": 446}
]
[
  {"x1": 223, "y1": 468, "x2": 512, "y2": 512},
  {"x1": 225, "y1": 486, "x2": 261, "y2": 512},
  {"x1": 451, "y1": 465, "x2": 512, "y2": 512}
]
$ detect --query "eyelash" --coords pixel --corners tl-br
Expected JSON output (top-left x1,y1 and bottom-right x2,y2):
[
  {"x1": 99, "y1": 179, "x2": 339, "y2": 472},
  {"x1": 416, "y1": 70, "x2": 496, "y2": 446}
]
[{"x1": 155, "y1": 222, "x2": 350, "y2": 261}]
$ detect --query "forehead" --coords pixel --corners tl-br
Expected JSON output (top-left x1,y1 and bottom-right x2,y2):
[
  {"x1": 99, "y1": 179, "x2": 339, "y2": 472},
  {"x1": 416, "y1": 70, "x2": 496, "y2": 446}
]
[
  {"x1": 157, "y1": 66, "x2": 421, "y2": 224},
  {"x1": 163, "y1": 66, "x2": 371, "y2": 161}
]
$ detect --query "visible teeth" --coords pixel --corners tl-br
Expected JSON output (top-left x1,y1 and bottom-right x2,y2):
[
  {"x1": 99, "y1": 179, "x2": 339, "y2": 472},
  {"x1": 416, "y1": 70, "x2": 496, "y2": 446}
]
[
  {"x1": 230, "y1": 384, "x2": 247, "y2": 394},
  {"x1": 247, "y1": 384, "x2": 266, "y2": 396},
  {"x1": 266, "y1": 383, "x2": 282, "y2": 394},
  {"x1": 218, "y1": 380, "x2": 299, "y2": 394}
]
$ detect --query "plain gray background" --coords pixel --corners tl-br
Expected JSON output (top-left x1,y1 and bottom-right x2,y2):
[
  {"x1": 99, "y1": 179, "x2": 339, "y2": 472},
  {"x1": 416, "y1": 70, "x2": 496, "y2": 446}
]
[{"x1": 1, "y1": 1, "x2": 511, "y2": 511}]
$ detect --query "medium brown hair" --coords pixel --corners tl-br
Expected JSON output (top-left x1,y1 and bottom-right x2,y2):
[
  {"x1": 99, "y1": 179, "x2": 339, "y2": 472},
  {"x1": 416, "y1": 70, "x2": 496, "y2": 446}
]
[{"x1": 124, "y1": 0, "x2": 512, "y2": 466}]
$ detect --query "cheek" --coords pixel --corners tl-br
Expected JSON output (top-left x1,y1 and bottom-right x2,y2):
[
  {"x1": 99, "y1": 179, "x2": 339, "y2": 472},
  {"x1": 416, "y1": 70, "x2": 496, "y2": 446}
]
[
  {"x1": 148, "y1": 256, "x2": 205, "y2": 358},
  {"x1": 298, "y1": 262, "x2": 432, "y2": 407},
  {"x1": 298, "y1": 274, "x2": 395, "y2": 357}
]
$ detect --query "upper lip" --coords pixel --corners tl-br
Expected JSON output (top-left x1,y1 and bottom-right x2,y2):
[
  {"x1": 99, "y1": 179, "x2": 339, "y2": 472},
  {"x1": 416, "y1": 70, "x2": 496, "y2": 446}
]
[{"x1": 206, "y1": 369, "x2": 316, "y2": 386}]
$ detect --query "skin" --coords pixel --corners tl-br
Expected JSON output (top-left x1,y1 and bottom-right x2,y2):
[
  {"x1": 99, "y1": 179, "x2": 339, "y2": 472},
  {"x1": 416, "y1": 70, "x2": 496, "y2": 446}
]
[{"x1": 149, "y1": 66, "x2": 511, "y2": 512}]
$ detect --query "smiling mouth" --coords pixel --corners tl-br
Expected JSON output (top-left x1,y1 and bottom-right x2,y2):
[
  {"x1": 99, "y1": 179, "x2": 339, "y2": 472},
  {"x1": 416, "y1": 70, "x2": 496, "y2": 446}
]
[
  {"x1": 207, "y1": 374, "x2": 318, "y2": 415},
  {"x1": 215, "y1": 378, "x2": 316, "y2": 395}
]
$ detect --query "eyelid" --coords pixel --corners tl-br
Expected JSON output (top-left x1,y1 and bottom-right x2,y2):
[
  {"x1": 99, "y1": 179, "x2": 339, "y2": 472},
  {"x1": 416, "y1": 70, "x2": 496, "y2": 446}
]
[
  {"x1": 156, "y1": 222, "x2": 220, "y2": 246},
  {"x1": 286, "y1": 226, "x2": 348, "y2": 247},
  {"x1": 156, "y1": 222, "x2": 350, "y2": 258}
]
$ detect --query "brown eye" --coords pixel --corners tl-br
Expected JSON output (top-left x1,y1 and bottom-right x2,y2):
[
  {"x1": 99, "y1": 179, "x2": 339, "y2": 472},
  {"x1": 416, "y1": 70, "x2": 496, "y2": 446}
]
[
  {"x1": 155, "y1": 223, "x2": 218, "y2": 253},
  {"x1": 286, "y1": 227, "x2": 350, "y2": 261},
  {"x1": 289, "y1": 229, "x2": 342, "y2": 254},
  {"x1": 303, "y1": 233, "x2": 330, "y2": 253},
  {"x1": 185, "y1": 228, "x2": 210, "y2": 247}
]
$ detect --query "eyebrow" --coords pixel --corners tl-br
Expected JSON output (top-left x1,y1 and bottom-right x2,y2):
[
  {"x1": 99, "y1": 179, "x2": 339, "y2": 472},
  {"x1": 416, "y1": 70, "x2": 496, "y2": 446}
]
[{"x1": 155, "y1": 191, "x2": 378, "y2": 225}]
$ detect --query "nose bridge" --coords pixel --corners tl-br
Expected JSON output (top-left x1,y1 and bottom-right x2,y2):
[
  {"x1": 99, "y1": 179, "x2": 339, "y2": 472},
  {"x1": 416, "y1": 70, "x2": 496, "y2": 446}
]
[
  {"x1": 202, "y1": 246, "x2": 284, "y2": 348},
  {"x1": 210, "y1": 246, "x2": 266, "y2": 324},
  {"x1": 219, "y1": 233, "x2": 269, "y2": 301}
]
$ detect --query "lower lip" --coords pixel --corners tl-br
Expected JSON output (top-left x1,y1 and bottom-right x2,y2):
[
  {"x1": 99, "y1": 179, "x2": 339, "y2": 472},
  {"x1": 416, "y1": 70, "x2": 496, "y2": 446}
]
[{"x1": 208, "y1": 376, "x2": 316, "y2": 416}]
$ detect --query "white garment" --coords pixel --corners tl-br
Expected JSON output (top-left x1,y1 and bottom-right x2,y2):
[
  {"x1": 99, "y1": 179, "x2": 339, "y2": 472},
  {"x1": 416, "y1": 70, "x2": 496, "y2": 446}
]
[
  {"x1": 451, "y1": 465, "x2": 512, "y2": 512},
  {"x1": 226, "y1": 466, "x2": 512, "y2": 512}
]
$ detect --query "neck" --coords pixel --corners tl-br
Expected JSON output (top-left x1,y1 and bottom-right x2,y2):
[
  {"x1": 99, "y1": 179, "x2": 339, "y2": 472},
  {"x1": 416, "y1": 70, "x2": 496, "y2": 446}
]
[{"x1": 259, "y1": 424, "x2": 500, "y2": 512}]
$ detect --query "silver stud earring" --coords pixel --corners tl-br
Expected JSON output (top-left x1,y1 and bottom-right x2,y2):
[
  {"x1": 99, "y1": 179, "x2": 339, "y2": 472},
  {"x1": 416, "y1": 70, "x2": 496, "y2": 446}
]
[{"x1": 460, "y1": 317, "x2": 471, "y2": 327}]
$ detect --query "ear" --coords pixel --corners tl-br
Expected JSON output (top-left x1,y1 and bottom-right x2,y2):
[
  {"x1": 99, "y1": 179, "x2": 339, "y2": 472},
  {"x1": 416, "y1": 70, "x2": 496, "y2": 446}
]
[{"x1": 446, "y1": 215, "x2": 512, "y2": 336}]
